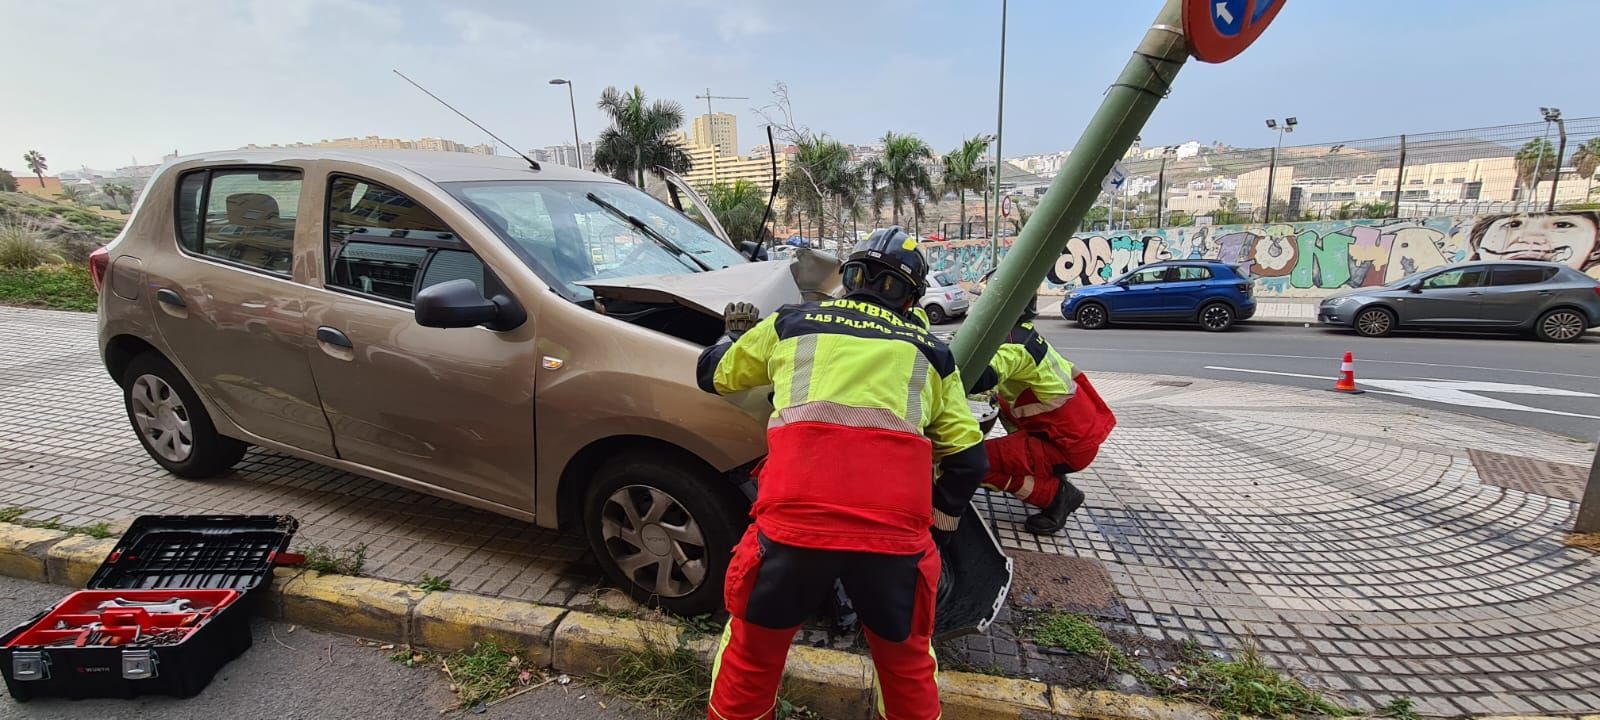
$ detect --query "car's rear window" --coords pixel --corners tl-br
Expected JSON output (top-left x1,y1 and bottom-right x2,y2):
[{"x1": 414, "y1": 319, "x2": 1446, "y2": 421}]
[{"x1": 1489, "y1": 265, "x2": 1558, "y2": 286}]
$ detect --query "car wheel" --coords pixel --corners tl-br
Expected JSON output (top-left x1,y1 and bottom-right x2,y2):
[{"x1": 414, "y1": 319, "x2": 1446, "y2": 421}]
[
  {"x1": 583, "y1": 452, "x2": 746, "y2": 616},
  {"x1": 1353, "y1": 307, "x2": 1395, "y2": 337},
  {"x1": 925, "y1": 304, "x2": 948, "y2": 325},
  {"x1": 1198, "y1": 302, "x2": 1235, "y2": 332},
  {"x1": 122, "y1": 353, "x2": 247, "y2": 478},
  {"x1": 1535, "y1": 308, "x2": 1587, "y2": 343},
  {"x1": 1075, "y1": 302, "x2": 1109, "y2": 330}
]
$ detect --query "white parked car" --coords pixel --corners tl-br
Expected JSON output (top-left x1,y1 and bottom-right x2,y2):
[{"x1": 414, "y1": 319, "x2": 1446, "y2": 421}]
[{"x1": 920, "y1": 271, "x2": 971, "y2": 324}]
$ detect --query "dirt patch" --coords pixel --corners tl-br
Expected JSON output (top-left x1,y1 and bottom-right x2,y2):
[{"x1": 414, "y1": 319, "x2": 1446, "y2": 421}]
[
  {"x1": 1008, "y1": 551, "x2": 1124, "y2": 619},
  {"x1": 1468, "y1": 449, "x2": 1589, "y2": 502}
]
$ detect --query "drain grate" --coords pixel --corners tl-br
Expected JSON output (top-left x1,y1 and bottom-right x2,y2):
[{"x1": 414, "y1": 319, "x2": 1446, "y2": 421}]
[
  {"x1": 1007, "y1": 552, "x2": 1125, "y2": 620},
  {"x1": 1468, "y1": 449, "x2": 1590, "y2": 502}
]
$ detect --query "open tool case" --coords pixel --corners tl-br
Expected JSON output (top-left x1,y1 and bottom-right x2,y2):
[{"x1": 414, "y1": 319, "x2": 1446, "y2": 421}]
[{"x1": 0, "y1": 515, "x2": 299, "y2": 701}]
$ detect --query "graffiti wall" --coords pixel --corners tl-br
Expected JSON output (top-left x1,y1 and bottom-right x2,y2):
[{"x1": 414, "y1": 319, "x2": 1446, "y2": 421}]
[{"x1": 924, "y1": 211, "x2": 1600, "y2": 298}]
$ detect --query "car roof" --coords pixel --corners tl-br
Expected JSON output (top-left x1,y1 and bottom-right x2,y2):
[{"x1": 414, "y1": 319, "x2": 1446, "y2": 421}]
[
  {"x1": 1142, "y1": 259, "x2": 1237, "y2": 267},
  {"x1": 168, "y1": 149, "x2": 621, "y2": 184},
  {"x1": 1434, "y1": 259, "x2": 1566, "y2": 270}
]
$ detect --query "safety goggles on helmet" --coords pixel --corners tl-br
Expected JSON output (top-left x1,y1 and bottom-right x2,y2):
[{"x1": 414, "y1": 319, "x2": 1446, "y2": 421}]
[{"x1": 841, "y1": 261, "x2": 919, "y2": 304}]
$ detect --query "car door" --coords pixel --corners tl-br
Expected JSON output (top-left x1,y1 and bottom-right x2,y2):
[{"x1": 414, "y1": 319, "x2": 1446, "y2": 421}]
[
  {"x1": 1400, "y1": 267, "x2": 1488, "y2": 326},
  {"x1": 1111, "y1": 266, "x2": 1175, "y2": 318},
  {"x1": 145, "y1": 165, "x2": 335, "y2": 456},
  {"x1": 299, "y1": 172, "x2": 538, "y2": 514},
  {"x1": 1480, "y1": 265, "x2": 1559, "y2": 326},
  {"x1": 1162, "y1": 265, "x2": 1213, "y2": 318}
]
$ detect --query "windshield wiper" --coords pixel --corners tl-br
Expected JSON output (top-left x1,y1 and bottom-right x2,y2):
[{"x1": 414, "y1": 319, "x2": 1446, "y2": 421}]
[{"x1": 585, "y1": 193, "x2": 712, "y2": 272}]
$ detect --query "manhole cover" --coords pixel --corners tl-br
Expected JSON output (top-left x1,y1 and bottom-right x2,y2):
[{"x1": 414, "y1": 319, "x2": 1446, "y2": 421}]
[
  {"x1": 1007, "y1": 552, "x2": 1124, "y2": 619},
  {"x1": 1153, "y1": 380, "x2": 1192, "y2": 387},
  {"x1": 1468, "y1": 449, "x2": 1590, "y2": 502}
]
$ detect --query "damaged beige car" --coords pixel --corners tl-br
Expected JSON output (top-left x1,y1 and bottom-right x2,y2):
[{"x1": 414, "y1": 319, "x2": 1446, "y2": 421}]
[{"x1": 95, "y1": 150, "x2": 1007, "y2": 634}]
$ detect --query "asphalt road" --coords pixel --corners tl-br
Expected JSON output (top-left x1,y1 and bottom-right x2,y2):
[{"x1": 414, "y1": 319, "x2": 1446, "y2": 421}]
[
  {"x1": 0, "y1": 575, "x2": 644, "y2": 720},
  {"x1": 959, "y1": 316, "x2": 1600, "y2": 440}
]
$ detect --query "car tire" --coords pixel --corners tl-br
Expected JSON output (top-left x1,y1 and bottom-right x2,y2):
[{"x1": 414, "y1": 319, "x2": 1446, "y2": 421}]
[
  {"x1": 926, "y1": 304, "x2": 948, "y2": 325},
  {"x1": 1198, "y1": 302, "x2": 1235, "y2": 332},
  {"x1": 582, "y1": 451, "x2": 747, "y2": 616},
  {"x1": 122, "y1": 353, "x2": 247, "y2": 479},
  {"x1": 1075, "y1": 302, "x2": 1109, "y2": 330},
  {"x1": 1534, "y1": 308, "x2": 1587, "y2": 343},
  {"x1": 1353, "y1": 307, "x2": 1396, "y2": 338}
]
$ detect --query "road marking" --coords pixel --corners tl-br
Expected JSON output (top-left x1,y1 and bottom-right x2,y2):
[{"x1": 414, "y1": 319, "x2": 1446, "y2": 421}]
[
  {"x1": 1204, "y1": 366, "x2": 1600, "y2": 420},
  {"x1": 1060, "y1": 346, "x2": 1600, "y2": 380}
]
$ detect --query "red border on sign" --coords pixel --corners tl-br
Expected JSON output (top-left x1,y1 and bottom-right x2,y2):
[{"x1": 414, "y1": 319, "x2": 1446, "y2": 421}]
[{"x1": 1185, "y1": 0, "x2": 1286, "y2": 64}]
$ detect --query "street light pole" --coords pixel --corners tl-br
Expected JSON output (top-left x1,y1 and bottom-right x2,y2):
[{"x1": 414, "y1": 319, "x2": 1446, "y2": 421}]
[
  {"x1": 990, "y1": 0, "x2": 1008, "y2": 268},
  {"x1": 1545, "y1": 107, "x2": 1566, "y2": 212},
  {"x1": 1156, "y1": 146, "x2": 1174, "y2": 227},
  {"x1": 548, "y1": 79, "x2": 582, "y2": 169},
  {"x1": 1262, "y1": 117, "x2": 1295, "y2": 222}
]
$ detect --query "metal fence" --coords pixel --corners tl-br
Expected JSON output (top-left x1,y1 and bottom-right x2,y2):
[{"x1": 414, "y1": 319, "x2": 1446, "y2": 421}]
[{"x1": 1096, "y1": 116, "x2": 1600, "y2": 229}]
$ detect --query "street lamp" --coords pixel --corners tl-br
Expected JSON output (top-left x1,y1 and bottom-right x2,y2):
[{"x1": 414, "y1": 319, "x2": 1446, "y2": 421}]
[
  {"x1": 1540, "y1": 106, "x2": 1566, "y2": 212},
  {"x1": 989, "y1": 0, "x2": 1009, "y2": 267},
  {"x1": 1263, "y1": 116, "x2": 1296, "y2": 222},
  {"x1": 549, "y1": 79, "x2": 583, "y2": 169},
  {"x1": 1156, "y1": 146, "x2": 1177, "y2": 227}
]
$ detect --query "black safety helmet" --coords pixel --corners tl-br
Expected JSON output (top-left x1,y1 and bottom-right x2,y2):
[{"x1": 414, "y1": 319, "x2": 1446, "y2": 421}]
[{"x1": 841, "y1": 226, "x2": 929, "y2": 307}]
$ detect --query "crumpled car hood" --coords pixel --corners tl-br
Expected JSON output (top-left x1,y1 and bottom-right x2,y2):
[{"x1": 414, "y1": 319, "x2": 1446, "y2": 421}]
[{"x1": 578, "y1": 247, "x2": 843, "y2": 318}]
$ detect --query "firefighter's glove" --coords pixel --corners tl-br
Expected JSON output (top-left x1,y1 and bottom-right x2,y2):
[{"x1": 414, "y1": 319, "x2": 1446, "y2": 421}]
[{"x1": 723, "y1": 302, "x2": 760, "y2": 340}]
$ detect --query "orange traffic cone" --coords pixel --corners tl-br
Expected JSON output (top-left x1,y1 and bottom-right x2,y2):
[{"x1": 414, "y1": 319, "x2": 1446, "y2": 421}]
[{"x1": 1333, "y1": 351, "x2": 1363, "y2": 393}]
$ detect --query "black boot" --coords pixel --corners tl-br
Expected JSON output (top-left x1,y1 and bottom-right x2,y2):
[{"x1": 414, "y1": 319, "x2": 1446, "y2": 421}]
[{"x1": 1025, "y1": 476, "x2": 1085, "y2": 535}]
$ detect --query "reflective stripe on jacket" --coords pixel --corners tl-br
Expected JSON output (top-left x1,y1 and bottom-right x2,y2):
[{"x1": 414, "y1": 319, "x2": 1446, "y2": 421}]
[{"x1": 697, "y1": 298, "x2": 986, "y2": 554}]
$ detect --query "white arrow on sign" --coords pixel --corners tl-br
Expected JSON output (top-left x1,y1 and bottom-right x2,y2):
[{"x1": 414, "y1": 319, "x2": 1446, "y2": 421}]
[
  {"x1": 1203, "y1": 367, "x2": 1600, "y2": 419},
  {"x1": 1215, "y1": 2, "x2": 1234, "y2": 24}
]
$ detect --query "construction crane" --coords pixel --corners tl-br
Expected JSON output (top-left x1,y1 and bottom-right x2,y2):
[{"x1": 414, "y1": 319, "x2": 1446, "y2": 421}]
[{"x1": 694, "y1": 88, "x2": 748, "y2": 185}]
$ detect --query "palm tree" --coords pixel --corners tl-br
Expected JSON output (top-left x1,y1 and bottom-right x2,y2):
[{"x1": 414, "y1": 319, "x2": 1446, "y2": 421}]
[
  {"x1": 60, "y1": 184, "x2": 86, "y2": 206},
  {"x1": 591, "y1": 86, "x2": 690, "y2": 188},
  {"x1": 1570, "y1": 138, "x2": 1600, "y2": 202},
  {"x1": 698, "y1": 180, "x2": 770, "y2": 243},
  {"x1": 1514, "y1": 138, "x2": 1558, "y2": 201},
  {"x1": 0, "y1": 168, "x2": 16, "y2": 193},
  {"x1": 22, "y1": 151, "x2": 47, "y2": 189},
  {"x1": 781, "y1": 134, "x2": 862, "y2": 242},
  {"x1": 941, "y1": 136, "x2": 990, "y2": 240},
  {"x1": 864, "y1": 132, "x2": 935, "y2": 234}
]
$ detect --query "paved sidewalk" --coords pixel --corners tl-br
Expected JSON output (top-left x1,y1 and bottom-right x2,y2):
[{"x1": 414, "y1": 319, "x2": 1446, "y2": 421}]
[{"x1": 3, "y1": 306, "x2": 1599, "y2": 716}]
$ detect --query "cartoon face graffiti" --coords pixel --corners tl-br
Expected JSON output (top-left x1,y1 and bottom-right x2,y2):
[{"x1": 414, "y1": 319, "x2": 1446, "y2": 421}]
[{"x1": 1468, "y1": 212, "x2": 1600, "y2": 276}]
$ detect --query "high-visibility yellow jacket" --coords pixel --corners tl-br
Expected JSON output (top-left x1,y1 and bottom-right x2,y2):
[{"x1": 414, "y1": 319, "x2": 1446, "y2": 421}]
[
  {"x1": 697, "y1": 297, "x2": 987, "y2": 554},
  {"x1": 976, "y1": 321, "x2": 1116, "y2": 451}
]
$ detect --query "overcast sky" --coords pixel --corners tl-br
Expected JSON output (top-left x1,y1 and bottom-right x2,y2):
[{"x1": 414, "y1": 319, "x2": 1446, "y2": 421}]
[{"x1": 5, "y1": 0, "x2": 1599, "y2": 173}]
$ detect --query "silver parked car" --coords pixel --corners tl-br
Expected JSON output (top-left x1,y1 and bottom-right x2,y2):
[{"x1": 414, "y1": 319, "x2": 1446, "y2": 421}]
[
  {"x1": 920, "y1": 270, "x2": 970, "y2": 324},
  {"x1": 1318, "y1": 261, "x2": 1600, "y2": 342}
]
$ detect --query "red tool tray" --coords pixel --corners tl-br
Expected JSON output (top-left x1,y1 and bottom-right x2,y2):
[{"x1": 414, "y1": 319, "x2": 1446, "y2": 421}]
[{"x1": 0, "y1": 515, "x2": 296, "y2": 701}]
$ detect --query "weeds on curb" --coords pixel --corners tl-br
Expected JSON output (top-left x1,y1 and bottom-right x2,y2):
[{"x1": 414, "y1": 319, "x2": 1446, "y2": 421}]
[
  {"x1": 597, "y1": 618, "x2": 817, "y2": 719},
  {"x1": 678, "y1": 614, "x2": 722, "y2": 642},
  {"x1": 441, "y1": 641, "x2": 537, "y2": 709},
  {"x1": 0, "y1": 507, "x2": 116, "y2": 539},
  {"x1": 389, "y1": 646, "x2": 434, "y2": 668},
  {"x1": 301, "y1": 542, "x2": 367, "y2": 575},
  {"x1": 1024, "y1": 611, "x2": 1351, "y2": 719},
  {"x1": 417, "y1": 574, "x2": 452, "y2": 592},
  {"x1": 1380, "y1": 697, "x2": 1421, "y2": 720}
]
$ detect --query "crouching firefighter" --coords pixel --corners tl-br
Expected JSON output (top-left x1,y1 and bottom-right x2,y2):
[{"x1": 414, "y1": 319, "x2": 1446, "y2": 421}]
[
  {"x1": 696, "y1": 226, "x2": 988, "y2": 720},
  {"x1": 971, "y1": 297, "x2": 1116, "y2": 534}
]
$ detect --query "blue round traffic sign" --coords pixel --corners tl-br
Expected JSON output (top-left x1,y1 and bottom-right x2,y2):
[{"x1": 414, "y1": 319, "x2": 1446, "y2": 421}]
[{"x1": 1185, "y1": 0, "x2": 1285, "y2": 63}]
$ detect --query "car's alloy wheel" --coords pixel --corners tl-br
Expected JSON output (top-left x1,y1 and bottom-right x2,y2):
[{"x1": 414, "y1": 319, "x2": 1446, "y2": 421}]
[
  {"x1": 1199, "y1": 303, "x2": 1234, "y2": 332},
  {"x1": 1355, "y1": 308, "x2": 1394, "y2": 337},
  {"x1": 1076, "y1": 303, "x2": 1107, "y2": 329},
  {"x1": 130, "y1": 374, "x2": 193, "y2": 463},
  {"x1": 599, "y1": 485, "x2": 708, "y2": 599},
  {"x1": 1537, "y1": 309, "x2": 1585, "y2": 343}
]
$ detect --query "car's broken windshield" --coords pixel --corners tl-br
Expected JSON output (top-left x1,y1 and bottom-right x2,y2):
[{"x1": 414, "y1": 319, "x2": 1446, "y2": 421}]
[{"x1": 448, "y1": 180, "x2": 746, "y2": 301}]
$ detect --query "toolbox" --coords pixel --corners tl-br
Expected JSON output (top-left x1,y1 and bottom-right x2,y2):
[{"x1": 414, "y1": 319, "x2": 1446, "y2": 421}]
[{"x1": 0, "y1": 515, "x2": 299, "y2": 701}]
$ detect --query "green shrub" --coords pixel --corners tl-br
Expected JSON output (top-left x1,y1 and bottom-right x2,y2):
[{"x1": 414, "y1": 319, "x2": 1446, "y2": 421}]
[
  {"x1": 0, "y1": 264, "x2": 97, "y2": 311},
  {"x1": 0, "y1": 217, "x2": 55, "y2": 269}
]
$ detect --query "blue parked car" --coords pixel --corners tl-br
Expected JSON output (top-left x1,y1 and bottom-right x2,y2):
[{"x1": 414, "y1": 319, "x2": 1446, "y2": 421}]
[{"x1": 1060, "y1": 260, "x2": 1256, "y2": 332}]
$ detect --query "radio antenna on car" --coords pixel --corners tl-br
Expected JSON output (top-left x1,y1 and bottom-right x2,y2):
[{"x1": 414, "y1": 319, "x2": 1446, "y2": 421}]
[{"x1": 392, "y1": 69, "x2": 541, "y2": 171}]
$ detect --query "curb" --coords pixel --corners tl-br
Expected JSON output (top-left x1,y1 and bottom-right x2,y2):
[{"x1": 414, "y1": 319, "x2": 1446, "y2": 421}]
[
  {"x1": 2, "y1": 523, "x2": 1590, "y2": 719},
  {"x1": 0, "y1": 523, "x2": 1222, "y2": 720}
]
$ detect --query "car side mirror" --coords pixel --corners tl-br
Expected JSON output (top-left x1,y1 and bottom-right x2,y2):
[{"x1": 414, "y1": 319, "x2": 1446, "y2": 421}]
[
  {"x1": 1409, "y1": 283, "x2": 1424, "y2": 294},
  {"x1": 1116, "y1": 280, "x2": 1130, "y2": 288},
  {"x1": 414, "y1": 278, "x2": 525, "y2": 331},
  {"x1": 739, "y1": 240, "x2": 769, "y2": 261}
]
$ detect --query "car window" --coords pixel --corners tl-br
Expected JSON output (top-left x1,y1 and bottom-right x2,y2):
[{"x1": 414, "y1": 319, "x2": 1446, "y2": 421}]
[
  {"x1": 1489, "y1": 265, "x2": 1558, "y2": 286},
  {"x1": 325, "y1": 176, "x2": 485, "y2": 304},
  {"x1": 1422, "y1": 268, "x2": 1487, "y2": 289},
  {"x1": 1127, "y1": 267, "x2": 1170, "y2": 285},
  {"x1": 174, "y1": 168, "x2": 302, "y2": 274},
  {"x1": 931, "y1": 272, "x2": 957, "y2": 287},
  {"x1": 1175, "y1": 266, "x2": 1212, "y2": 281}
]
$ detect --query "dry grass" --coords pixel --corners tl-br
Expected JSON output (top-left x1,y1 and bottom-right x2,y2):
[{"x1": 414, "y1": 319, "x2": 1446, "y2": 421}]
[{"x1": 1564, "y1": 533, "x2": 1600, "y2": 551}]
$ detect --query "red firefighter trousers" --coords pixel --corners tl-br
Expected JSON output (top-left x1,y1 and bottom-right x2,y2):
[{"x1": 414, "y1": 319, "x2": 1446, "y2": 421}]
[{"x1": 708, "y1": 527, "x2": 941, "y2": 720}]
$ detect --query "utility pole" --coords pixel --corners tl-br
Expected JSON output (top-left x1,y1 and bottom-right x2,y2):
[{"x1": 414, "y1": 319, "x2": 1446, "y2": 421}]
[
  {"x1": 695, "y1": 89, "x2": 749, "y2": 186},
  {"x1": 951, "y1": 0, "x2": 1190, "y2": 385},
  {"x1": 1577, "y1": 436, "x2": 1600, "y2": 534},
  {"x1": 1263, "y1": 117, "x2": 1295, "y2": 222},
  {"x1": 1156, "y1": 146, "x2": 1175, "y2": 227},
  {"x1": 1544, "y1": 107, "x2": 1566, "y2": 212},
  {"x1": 990, "y1": 0, "x2": 1009, "y2": 269}
]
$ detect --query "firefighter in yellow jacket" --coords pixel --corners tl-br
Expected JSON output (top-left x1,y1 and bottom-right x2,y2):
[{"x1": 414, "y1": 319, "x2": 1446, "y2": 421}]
[{"x1": 696, "y1": 226, "x2": 987, "y2": 720}]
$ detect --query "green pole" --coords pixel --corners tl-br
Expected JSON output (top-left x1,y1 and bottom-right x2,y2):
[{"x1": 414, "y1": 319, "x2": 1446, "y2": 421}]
[{"x1": 952, "y1": 0, "x2": 1189, "y2": 386}]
